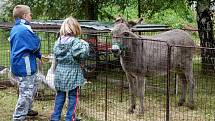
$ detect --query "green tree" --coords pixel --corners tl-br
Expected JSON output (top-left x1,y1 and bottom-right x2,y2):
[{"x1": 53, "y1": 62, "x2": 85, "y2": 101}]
[
  {"x1": 2, "y1": 0, "x2": 133, "y2": 20},
  {"x1": 139, "y1": 0, "x2": 191, "y2": 18},
  {"x1": 138, "y1": 0, "x2": 195, "y2": 28}
]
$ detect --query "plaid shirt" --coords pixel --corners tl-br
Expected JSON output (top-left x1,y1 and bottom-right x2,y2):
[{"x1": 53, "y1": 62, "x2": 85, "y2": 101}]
[{"x1": 53, "y1": 36, "x2": 89, "y2": 91}]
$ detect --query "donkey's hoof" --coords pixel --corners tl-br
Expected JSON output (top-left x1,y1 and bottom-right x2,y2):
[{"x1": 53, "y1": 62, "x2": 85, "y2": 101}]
[
  {"x1": 127, "y1": 108, "x2": 134, "y2": 114},
  {"x1": 178, "y1": 102, "x2": 184, "y2": 106},
  {"x1": 178, "y1": 99, "x2": 185, "y2": 106},
  {"x1": 138, "y1": 109, "x2": 144, "y2": 115},
  {"x1": 127, "y1": 105, "x2": 135, "y2": 114},
  {"x1": 188, "y1": 105, "x2": 195, "y2": 110},
  {"x1": 188, "y1": 103, "x2": 195, "y2": 110}
]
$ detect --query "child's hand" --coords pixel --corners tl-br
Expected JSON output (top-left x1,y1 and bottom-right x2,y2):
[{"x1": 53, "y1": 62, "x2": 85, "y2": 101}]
[
  {"x1": 40, "y1": 55, "x2": 48, "y2": 65},
  {"x1": 80, "y1": 39, "x2": 86, "y2": 43},
  {"x1": 41, "y1": 55, "x2": 49, "y2": 63},
  {"x1": 39, "y1": 59, "x2": 44, "y2": 65},
  {"x1": 80, "y1": 63, "x2": 85, "y2": 68}
]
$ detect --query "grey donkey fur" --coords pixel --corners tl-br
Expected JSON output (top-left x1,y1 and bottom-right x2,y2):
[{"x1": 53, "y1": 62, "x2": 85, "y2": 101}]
[{"x1": 111, "y1": 17, "x2": 196, "y2": 114}]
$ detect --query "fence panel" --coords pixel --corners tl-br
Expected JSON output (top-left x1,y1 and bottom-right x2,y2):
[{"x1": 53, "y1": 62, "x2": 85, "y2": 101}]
[
  {"x1": 0, "y1": 26, "x2": 215, "y2": 121},
  {"x1": 169, "y1": 45, "x2": 215, "y2": 121}
]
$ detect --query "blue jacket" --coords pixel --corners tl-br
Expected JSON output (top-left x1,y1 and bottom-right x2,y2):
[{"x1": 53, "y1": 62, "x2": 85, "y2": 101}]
[{"x1": 10, "y1": 19, "x2": 42, "y2": 77}]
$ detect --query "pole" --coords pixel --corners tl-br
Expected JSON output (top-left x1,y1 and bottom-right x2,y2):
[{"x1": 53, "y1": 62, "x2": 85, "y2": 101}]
[{"x1": 138, "y1": 0, "x2": 141, "y2": 18}]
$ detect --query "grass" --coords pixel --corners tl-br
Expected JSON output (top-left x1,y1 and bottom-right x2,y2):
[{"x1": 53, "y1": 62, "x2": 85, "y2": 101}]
[
  {"x1": 0, "y1": 87, "x2": 53, "y2": 121},
  {"x1": 0, "y1": 86, "x2": 98, "y2": 121}
]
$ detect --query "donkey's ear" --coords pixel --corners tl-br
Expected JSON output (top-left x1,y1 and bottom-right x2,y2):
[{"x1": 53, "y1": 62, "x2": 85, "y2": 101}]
[
  {"x1": 127, "y1": 21, "x2": 137, "y2": 27},
  {"x1": 127, "y1": 18, "x2": 144, "y2": 27},
  {"x1": 137, "y1": 18, "x2": 144, "y2": 24},
  {"x1": 115, "y1": 16, "x2": 124, "y2": 23}
]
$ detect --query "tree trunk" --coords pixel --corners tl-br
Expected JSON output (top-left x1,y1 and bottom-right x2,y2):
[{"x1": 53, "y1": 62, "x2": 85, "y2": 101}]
[
  {"x1": 138, "y1": 0, "x2": 141, "y2": 18},
  {"x1": 81, "y1": 0, "x2": 98, "y2": 20},
  {"x1": 196, "y1": 0, "x2": 215, "y2": 71}
]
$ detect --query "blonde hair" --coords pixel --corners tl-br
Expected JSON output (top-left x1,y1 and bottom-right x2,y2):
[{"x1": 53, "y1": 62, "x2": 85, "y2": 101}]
[
  {"x1": 60, "y1": 17, "x2": 82, "y2": 37},
  {"x1": 13, "y1": 5, "x2": 31, "y2": 19}
]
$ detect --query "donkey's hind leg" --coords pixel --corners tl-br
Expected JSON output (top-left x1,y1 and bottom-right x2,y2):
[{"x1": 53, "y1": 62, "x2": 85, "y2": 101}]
[
  {"x1": 178, "y1": 72, "x2": 187, "y2": 106},
  {"x1": 126, "y1": 73, "x2": 136, "y2": 114},
  {"x1": 136, "y1": 76, "x2": 145, "y2": 114},
  {"x1": 184, "y1": 68, "x2": 195, "y2": 109}
]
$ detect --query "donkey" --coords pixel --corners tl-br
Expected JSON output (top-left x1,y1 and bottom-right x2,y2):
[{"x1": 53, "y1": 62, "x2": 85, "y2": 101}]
[{"x1": 111, "y1": 17, "x2": 196, "y2": 114}]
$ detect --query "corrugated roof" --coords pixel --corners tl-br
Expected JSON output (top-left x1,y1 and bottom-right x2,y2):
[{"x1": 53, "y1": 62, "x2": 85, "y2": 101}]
[{"x1": 0, "y1": 20, "x2": 169, "y2": 33}]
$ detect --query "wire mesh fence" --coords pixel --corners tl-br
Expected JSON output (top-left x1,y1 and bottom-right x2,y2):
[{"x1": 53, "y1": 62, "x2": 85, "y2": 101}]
[{"x1": 0, "y1": 24, "x2": 214, "y2": 121}]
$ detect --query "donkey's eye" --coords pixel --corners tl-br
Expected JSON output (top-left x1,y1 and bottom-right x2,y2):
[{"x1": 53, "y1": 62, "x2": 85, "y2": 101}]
[
  {"x1": 124, "y1": 32, "x2": 129, "y2": 37},
  {"x1": 115, "y1": 19, "x2": 121, "y2": 23}
]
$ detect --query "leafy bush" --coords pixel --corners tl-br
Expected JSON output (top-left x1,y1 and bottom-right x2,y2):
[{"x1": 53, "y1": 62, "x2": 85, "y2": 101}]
[{"x1": 145, "y1": 9, "x2": 196, "y2": 28}]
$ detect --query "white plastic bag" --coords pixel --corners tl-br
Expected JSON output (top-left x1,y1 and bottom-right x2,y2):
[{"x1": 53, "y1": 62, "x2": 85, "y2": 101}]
[
  {"x1": 45, "y1": 67, "x2": 55, "y2": 90},
  {"x1": 43, "y1": 54, "x2": 56, "y2": 90}
]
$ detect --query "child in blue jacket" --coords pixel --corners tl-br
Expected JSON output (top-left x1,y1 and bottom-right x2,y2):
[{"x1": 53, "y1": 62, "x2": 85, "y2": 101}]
[
  {"x1": 50, "y1": 17, "x2": 89, "y2": 121},
  {"x1": 10, "y1": 5, "x2": 42, "y2": 120}
]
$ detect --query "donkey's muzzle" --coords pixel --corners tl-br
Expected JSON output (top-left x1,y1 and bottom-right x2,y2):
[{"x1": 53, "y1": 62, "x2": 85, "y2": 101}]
[
  {"x1": 111, "y1": 44, "x2": 121, "y2": 55},
  {"x1": 111, "y1": 49, "x2": 120, "y2": 54}
]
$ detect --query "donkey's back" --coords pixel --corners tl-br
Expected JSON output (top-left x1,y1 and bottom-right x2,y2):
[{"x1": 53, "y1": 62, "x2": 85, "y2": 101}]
[{"x1": 123, "y1": 29, "x2": 195, "y2": 76}]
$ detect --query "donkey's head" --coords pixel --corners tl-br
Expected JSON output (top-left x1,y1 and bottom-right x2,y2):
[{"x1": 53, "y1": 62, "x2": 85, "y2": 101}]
[
  {"x1": 111, "y1": 17, "x2": 143, "y2": 55},
  {"x1": 111, "y1": 17, "x2": 129, "y2": 55}
]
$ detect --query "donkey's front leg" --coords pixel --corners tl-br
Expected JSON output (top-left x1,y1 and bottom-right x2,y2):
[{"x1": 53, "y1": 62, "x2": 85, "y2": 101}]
[
  {"x1": 126, "y1": 73, "x2": 136, "y2": 114},
  {"x1": 136, "y1": 76, "x2": 145, "y2": 114}
]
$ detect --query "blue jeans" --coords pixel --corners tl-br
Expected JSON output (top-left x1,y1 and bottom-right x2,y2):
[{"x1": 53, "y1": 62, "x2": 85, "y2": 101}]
[
  {"x1": 51, "y1": 88, "x2": 78, "y2": 121},
  {"x1": 13, "y1": 74, "x2": 38, "y2": 121}
]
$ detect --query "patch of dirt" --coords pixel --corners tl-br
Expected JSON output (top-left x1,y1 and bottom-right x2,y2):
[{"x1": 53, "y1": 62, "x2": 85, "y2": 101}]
[{"x1": 0, "y1": 80, "x2": 14, "y2": 88}]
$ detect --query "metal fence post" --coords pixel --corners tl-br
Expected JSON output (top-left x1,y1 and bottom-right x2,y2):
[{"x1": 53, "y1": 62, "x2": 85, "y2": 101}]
[
  {"x1": 105, "y1": 36, "x2": 108, "y2": 121},
  {"x1": 166, "y1": 44, "x2": 171, "y2": 121}
]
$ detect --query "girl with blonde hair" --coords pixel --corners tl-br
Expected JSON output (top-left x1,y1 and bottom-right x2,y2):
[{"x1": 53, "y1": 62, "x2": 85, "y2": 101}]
[{"x1": 50, "y1": 17, "x2": 89, "y2": 121}]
